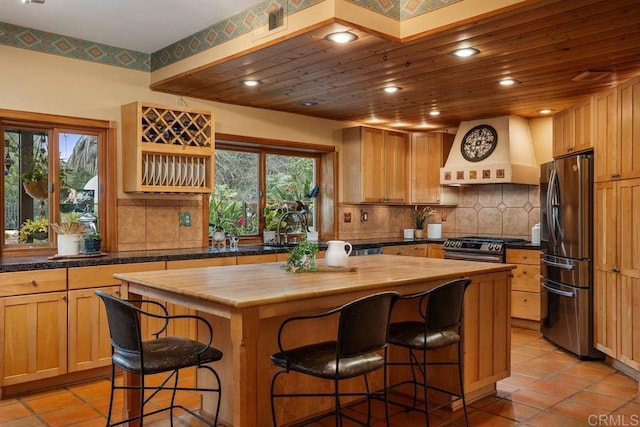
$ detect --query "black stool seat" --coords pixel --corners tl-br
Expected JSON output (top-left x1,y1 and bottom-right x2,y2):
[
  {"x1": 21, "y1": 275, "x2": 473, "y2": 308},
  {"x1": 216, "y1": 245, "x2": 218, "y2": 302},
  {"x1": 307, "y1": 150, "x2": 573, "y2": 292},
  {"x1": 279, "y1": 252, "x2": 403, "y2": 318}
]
[
  {"x1": 113, "y1": 336, "x2": 224, "y2": 374},
  {"x1": 271, "y1": 340, "x2": 385, "y2": 379},
  {"x1": 388, "y1": 322, "x2": 461, "y2": 350}
]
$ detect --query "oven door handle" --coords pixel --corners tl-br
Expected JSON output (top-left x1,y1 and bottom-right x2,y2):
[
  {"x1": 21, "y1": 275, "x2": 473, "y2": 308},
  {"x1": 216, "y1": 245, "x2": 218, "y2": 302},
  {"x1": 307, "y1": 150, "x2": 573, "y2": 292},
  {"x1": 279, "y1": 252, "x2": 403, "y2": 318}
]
[
  {"x1": 541, "y1": 258, "x2": 574, "y2": 270},
  {"x1": 444, "y1": 252, "x2": 502, "y2": 263},
  {"x1": 541, "y1": 282, "x2": 575, "y2": 298}
]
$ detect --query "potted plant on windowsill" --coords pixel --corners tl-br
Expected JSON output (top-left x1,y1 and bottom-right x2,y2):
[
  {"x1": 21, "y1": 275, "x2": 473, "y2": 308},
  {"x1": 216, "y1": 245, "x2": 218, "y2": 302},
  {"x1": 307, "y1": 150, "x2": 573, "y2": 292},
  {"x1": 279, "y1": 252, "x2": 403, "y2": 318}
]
[
  {"x1": 51, "y1": 212, "x2": 85, "y2": 256},
  {"x1": 84, "y1": 232, "x2": 102, "y2": 254},
  {"x1": 21, "y1": 145, "x2": 49, "y2": 201}
]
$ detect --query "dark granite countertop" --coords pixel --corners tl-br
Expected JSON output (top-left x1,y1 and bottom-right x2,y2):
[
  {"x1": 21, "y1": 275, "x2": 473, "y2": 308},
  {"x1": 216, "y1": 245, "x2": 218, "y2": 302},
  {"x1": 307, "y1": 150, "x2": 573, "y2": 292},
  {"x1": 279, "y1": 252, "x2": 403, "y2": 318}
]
[{"x1": 0, "y1": 238, "x2": 447, "y2": 273}]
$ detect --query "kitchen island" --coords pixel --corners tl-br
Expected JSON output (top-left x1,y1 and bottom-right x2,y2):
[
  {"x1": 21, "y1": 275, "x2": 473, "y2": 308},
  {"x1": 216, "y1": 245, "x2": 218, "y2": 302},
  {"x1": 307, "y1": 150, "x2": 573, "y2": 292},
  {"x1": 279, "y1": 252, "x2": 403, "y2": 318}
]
[{"x1": 115, "y1": 254, "x2": 514, "y2": 426}]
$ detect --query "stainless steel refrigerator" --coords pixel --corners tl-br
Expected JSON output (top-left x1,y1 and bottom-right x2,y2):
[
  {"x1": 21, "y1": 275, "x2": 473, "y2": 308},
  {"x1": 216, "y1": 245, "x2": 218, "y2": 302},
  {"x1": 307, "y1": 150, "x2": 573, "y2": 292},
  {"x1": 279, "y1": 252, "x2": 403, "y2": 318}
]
[{"x1": 540, "y1": 153, "x2": 602, "y2": 358}]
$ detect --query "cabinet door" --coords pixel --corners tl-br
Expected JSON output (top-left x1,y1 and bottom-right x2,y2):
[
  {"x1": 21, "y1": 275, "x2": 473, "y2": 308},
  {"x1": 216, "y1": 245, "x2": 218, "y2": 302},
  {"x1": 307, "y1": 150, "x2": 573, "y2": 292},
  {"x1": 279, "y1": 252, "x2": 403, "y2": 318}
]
[
  {"x1": 593, "y1": 181, "x2": 618, "y2": 356},
  {"x1": 616, "y1": 178, "x2": 640, "y2": 370},
  {"x1": 619, "y1": 77, "x2": 640, "y2": 180},
  {"x1": 0, "y1": 292, "x2": 68, "y2": 386},
  {"x1": 572, "y1": 100, "x2": 592, "y2": 153},
  {"x1": 382, "y1": 245, "x2": 415, "y2": 256},
  {"x1": 427, "y1": 243, "x2": 444, "y2": 259},
  {"x1": 593, "y1": 88, "x2": 619, "y2": 182},
  {"x1": 361, "y1": 127, "x2": 385, "y2": 202},
  {"x1": 411, "y1": 133, "x2": 441, "y2": 204},
  {"x1": 552, "y1": 108, "x2": 572, "y2": 158},
  {"x1": 383, "y1": 130, "x2": 408, "y2": 203},
  {"x1": 68, "y1": 286, "x2": 119, "y2": 372}
]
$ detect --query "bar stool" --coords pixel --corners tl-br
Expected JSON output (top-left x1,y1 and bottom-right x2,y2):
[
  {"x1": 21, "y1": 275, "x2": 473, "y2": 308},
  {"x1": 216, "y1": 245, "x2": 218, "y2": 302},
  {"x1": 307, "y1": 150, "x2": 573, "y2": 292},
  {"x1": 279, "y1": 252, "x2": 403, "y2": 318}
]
[
  {"x1": 96, "y1": 290, "x2": 223, "y2": 426},
  {"x1": 386, "y1": 278, "x2": 472, "y2": 427},
  {"x1": 269, "y1": 291, "x2": 399, "y2": 426}
]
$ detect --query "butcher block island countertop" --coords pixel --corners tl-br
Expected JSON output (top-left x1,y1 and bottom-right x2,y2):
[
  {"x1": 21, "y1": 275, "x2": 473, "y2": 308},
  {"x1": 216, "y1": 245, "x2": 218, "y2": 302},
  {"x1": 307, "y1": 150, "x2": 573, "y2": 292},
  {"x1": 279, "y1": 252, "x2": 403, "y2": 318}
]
[{"x1": 115, "y1": 255, "x2": 515, "y2": 427}]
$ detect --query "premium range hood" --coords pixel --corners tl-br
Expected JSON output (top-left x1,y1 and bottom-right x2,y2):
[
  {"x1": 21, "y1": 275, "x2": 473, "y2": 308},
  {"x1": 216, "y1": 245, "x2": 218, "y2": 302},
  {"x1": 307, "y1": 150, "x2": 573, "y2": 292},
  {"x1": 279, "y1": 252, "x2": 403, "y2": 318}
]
[{"x1": 440, "y1": 115, "x2": 538, "y2": 185}]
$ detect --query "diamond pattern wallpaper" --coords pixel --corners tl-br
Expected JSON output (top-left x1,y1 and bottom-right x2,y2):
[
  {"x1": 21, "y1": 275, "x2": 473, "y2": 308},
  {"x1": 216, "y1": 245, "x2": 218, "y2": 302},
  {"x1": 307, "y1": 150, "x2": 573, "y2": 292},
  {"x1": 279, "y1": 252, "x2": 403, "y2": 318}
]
[{"x1": 0, "y1": 0, "x2": 461, "y2": 72}]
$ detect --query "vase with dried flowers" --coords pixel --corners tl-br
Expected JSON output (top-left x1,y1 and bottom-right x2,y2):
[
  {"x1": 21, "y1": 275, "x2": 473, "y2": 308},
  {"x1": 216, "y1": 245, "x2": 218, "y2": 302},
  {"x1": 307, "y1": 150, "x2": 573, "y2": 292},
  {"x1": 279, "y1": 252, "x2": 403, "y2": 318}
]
[
  {"x1": 413, "y1": 206, "x2": 436, "y2": 239},
  {"x1": 51, "y1": 212, "x2": 85, "y2": 255}
]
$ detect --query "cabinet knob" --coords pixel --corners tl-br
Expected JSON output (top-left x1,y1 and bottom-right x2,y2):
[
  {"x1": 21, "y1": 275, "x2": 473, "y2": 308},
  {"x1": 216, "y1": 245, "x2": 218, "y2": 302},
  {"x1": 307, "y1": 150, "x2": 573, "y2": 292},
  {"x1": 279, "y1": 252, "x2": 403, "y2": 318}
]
[
  {"x1": 612, "y1": 173, "x2": 621, "y2": 179},
  {"x1": 522, "y1": 255, "x2": 527, "y2": 259},
  {"x1": 62, "y1": 295, "x2": 68, "y2": 302},
  {"x1": 611, "y1": 266, "x2": 620, "y2": 273},
  {"x1": 115, "y1": 290, "x2": 121, "y2": 296},
  {"x1": 522, "y1": 297, "x2": 528, "y2": 302},
  {"x1": 522, "y1": 270, "x2": 527, "y2": 275},
  {"x1": 30, "y1": 279, "x2": 37, "y2": 286}
]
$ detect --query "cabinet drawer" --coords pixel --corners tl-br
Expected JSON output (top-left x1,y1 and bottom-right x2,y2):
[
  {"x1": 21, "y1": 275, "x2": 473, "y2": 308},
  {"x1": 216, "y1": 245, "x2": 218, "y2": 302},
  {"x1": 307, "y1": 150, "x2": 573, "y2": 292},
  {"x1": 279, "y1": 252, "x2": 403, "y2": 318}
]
[
  {"x1": 511, "y1": 290, "x2": 541, "y2": 321},
  {"x1": 68, "y1": 262, "x2": 165, "y2": 289},
  {"x1": 511, "y1": 265, "x2": 541, "y2": 292},
  {"x1": 0, "y1": 269, "x2": 66, "y2": 296},
  {"x1": 167, "y1": 258, "x2": 236, "y2": 269},
  {"x1": 506, "y1": 249, "x2": 539, "y2": 265}
]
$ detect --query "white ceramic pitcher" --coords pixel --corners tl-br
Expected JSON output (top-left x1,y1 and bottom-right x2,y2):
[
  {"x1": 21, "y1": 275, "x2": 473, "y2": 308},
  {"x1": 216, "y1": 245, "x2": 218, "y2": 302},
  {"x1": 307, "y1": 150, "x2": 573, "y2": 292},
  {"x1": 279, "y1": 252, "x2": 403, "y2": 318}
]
[{"x1": 325, "y1": 240, "x2": 352, "y2": 267}]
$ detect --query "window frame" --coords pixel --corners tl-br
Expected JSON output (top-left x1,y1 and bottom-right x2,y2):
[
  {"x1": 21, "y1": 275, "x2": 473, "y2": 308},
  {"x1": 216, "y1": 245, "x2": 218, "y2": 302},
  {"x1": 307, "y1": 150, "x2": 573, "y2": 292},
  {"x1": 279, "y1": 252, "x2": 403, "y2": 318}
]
[
  {"x1": 1, "y1": 109, "x2": 116, "y2": 256},
  {"x1": 212, "y1": 133, "x2": 337, "y2": 244}
]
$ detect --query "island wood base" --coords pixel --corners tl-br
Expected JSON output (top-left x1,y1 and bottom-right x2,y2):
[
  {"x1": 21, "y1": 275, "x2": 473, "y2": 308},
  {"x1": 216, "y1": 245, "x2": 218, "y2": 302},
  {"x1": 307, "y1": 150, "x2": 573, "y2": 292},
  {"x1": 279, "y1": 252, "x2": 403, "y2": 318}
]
[{"x1": 118, "y1": 255, "x2": 513, "y2": 426}]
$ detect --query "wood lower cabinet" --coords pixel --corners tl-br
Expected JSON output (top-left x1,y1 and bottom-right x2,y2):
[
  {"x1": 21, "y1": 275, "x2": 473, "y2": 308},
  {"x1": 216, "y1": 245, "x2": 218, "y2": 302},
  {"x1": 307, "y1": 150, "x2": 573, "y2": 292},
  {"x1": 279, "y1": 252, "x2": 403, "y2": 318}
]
[
  {"x1": 383, "y1": 244, "x2": 428, "y2": 257},
  {"x1": 427, "y1": 243, "x2": 444, "y2": 259},
  {"x1": 68, "y1": 286, "x2": 119, "y2": 373},
  {"x1": 342, "y1": 127, "x2": 408, "y2": 203},
  {"x1": 506, "y1": 248, "x2": 541, "y2": 327},
  {"x1": 594, "y1": 178, "x2": 640, "y2": 370},
  {"x1": 0, "y1": 291, "x2": 68, "y2": 386}
]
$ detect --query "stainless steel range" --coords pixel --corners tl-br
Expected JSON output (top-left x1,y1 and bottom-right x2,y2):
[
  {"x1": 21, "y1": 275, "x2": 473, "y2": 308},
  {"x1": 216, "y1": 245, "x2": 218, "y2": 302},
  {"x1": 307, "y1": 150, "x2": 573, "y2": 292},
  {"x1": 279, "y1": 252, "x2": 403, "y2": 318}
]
[{"x1": 443, "y1": 236, "x2": 528, "y2": 263}]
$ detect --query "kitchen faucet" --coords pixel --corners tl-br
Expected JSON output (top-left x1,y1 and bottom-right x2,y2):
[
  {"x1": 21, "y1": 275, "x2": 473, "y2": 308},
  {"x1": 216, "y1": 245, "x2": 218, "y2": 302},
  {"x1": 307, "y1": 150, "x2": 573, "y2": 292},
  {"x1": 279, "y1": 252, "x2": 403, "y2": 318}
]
[{"x1": 275, "y1": 210, "x2": 308, "y2": 245}]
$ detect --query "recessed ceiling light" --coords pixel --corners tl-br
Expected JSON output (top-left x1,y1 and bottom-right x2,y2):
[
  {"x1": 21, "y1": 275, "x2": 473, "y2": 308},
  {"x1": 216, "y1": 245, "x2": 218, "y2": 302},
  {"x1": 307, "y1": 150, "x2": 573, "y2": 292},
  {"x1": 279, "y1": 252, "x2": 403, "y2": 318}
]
[
  {"x1": 382, "y1": 86, "x2": 402, "y2": 93},
  {"x1": 429, "y1": 110, "x2": 441, "y2": 116},
  {"x1": 21, "y1": 0, "x2": 45, "y2": 3},
  {"x1": 324, "y1": 32, "x2": 358, "y2": 44},
  {"x1": 299, "y1": 101, "x2": 318, "y2": 107},
  {"x1": 499, "y1": 78, "x2": 517, "y2": 86},
  {"x1": 537, "y1": 108, "x2": 555, "y2": 114},
  {"x1": 450, "y1": 47, "x2": 480, "y2": 58},
  {"x1": 241, "y1": 79, "x2": 262, "y2": 87}
]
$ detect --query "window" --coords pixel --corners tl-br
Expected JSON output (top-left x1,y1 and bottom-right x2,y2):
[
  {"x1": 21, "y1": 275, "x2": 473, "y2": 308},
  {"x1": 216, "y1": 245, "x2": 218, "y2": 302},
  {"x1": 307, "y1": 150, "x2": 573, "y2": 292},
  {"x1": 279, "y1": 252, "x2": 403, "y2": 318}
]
[
  {"x1": 211, "y1": 139, "x2": 320, "y2": 239},
  {"x1": 1, "y1": 110, "x2": 115, "y2": 255}
]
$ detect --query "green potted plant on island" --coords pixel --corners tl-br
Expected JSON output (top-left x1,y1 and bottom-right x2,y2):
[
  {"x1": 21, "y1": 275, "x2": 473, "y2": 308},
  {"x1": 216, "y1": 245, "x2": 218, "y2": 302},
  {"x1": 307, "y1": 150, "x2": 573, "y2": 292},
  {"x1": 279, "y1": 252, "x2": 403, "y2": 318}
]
[
  {"x1": 83, "y1": 232, "x2": 102, "y2": 254},
  {"x1": 283, "y1": 240, "x2": 319, "y2": 273}
]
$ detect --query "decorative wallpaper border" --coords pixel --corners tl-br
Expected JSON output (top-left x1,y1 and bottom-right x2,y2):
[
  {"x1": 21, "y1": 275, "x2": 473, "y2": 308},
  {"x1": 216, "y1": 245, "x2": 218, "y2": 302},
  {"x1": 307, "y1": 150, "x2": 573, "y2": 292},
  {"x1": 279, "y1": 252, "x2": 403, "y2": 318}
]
[
  {"x1": 0, "y1": 0, "x2": 461, "y2": 73},
  {"x1": 345, "y1": 0, "x2": 462, "y2": 20},
  {"x1": 0, "y1": 21, "x2": 150, "y2": 72}
]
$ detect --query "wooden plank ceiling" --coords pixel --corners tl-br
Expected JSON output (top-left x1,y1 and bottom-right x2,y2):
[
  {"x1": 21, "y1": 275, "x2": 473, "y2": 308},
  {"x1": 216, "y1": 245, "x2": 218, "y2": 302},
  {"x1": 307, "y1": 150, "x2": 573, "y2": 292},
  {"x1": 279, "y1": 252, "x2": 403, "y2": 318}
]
[{"x1": 151, "y1": 0, "x2": 640, "y2": 130}]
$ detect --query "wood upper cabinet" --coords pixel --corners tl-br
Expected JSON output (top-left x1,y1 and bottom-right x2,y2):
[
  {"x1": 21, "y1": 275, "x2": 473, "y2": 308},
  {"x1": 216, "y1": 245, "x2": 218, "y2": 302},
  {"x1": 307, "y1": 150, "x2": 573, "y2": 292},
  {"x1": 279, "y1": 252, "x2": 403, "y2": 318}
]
[
  {"x1": 410, "y1": 132, "x2": 456, "y2": 205},
  {"x1": 594, "y1": 178, "x2": 640, "y2": 370},
  {"x1": 121, "y1": 101, "x2": 215, "y2": 193},
  {"x1": 594, "y1": 78, "x2": 640, "y2": 182},
  {"x1": 342, "y1": 127, "x2": 408, "y2": 203},
  {"x1": 507, "y1": 249, "x2": 541, "y2": 323},
  {"x1": 594, "y1": 88, "x2": 619, "y2": 182},
  {"x1": 552, "y1": 100, "x2": 592, "y2": 158}
]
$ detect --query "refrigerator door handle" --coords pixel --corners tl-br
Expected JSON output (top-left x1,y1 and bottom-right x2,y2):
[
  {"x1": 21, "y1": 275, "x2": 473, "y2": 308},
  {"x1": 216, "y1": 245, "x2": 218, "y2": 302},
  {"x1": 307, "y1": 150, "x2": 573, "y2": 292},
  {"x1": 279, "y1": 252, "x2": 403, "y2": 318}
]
[
  {"x1": 547, "y1": 169, "x2": 558, "y2": 247},
  {"x1": 542, "y1": 282, "x2": 575, "y2": 298},
  {"x1": 541, "y1": 257, "x2": 575, "y2": 270}
]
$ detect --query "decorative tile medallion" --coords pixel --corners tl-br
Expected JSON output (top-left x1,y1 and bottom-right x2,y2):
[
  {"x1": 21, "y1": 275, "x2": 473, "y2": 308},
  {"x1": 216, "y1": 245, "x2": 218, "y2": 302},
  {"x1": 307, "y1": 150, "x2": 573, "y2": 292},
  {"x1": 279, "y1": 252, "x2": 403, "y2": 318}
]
[
  {"x1": 456, "y1": 171, "x2": 464, "y2": 180},
  {"x1": 483, "y1": 170, "x2": 491, "y2": 179},
  {"x1": 469, "y1": 170, "x2": 477, "y2": 179},
  {"x1": 496, "y1": 169, "x2": 505, "y2": 178},
  {"x1": 444, "y1": 171, "x2": 451, "y2": 181}
]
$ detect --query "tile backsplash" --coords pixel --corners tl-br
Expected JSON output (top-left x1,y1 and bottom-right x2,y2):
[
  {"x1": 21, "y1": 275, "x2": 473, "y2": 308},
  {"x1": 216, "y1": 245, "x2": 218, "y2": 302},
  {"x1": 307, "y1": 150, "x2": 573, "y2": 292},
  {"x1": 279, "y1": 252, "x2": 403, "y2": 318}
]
[{"x1": 338, "y1": 184, "x2": 540, "y2": 241}]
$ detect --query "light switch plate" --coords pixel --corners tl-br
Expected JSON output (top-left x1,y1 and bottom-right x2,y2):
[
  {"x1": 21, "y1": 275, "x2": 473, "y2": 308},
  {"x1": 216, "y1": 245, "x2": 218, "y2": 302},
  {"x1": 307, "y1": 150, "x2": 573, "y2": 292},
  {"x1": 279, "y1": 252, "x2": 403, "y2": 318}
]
[{"x1": 179, "y1": 211, "x2": 192, "y2": 227}]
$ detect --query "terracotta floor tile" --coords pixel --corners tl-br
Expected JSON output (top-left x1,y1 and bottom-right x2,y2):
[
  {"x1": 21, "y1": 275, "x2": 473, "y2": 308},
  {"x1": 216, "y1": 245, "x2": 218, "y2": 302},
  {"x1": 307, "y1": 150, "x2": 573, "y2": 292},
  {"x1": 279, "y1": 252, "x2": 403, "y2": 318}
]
[
  {"x1": 524, "y1": 378, "x2": 582, "y2": 399},
  {"x1": 522, "y1": 355, "x2": 576, "y2": 372},
  {"x1": 611, "y1": 401, "x2": 640, "y2": 418},
  {"x1": 600, "y1": 372, "x2": 640, "y2": 389},
  {"x1": 546, "y1": 372, "x2": 599, "y2": 390},
  {"x1": 522, "y1": 410, "x2": 589, "y2": 427},
  {"x1": 20, "y1": 390, "x2": 85, "y2": 414},
  {"x1": 0, "y1": 402, "x2": 32, "y2": 423},
  {"x1": 0, "y1": 416, "x2": 47, "y2": 427},
  {"x1": 67, "y1": 379, "x2": 112, "y2": 402},
  {"x1": 548, "y1": 399, "x2": 599, "y2": 422},
  {"x1": 466, "y1": 409, "x2": 518, "y2": 426},
  {"x1": 565, "y1": 390, "x2": 626, "y2": 412},
  {"x1": 586, "y1": 380, "x2": 640, "y2": 401},
  {"x1": 499, "y1": 373, "x2": 543, "y2": 388},
  {"x1": 543, "y1": 349, "x2": 582, "y2": 364},
  {"x1": 510, "y1": 345, "x2": 554, "y2": 358},
  {"x1": 510, "y1": 363, "x2": 556, "y2": 380},
  {"x1": 37, "y1": 404, "x2": 102, "y2": 427},
  {"x1": 509, "y1": 389, "x2": 564, "y2": 410},
  {"x1": 562, "y1": 363, "x2": 615, "y2": 381},
  {"x1": 480, "y1": 399, "x2": 541, "y2": 422}
]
